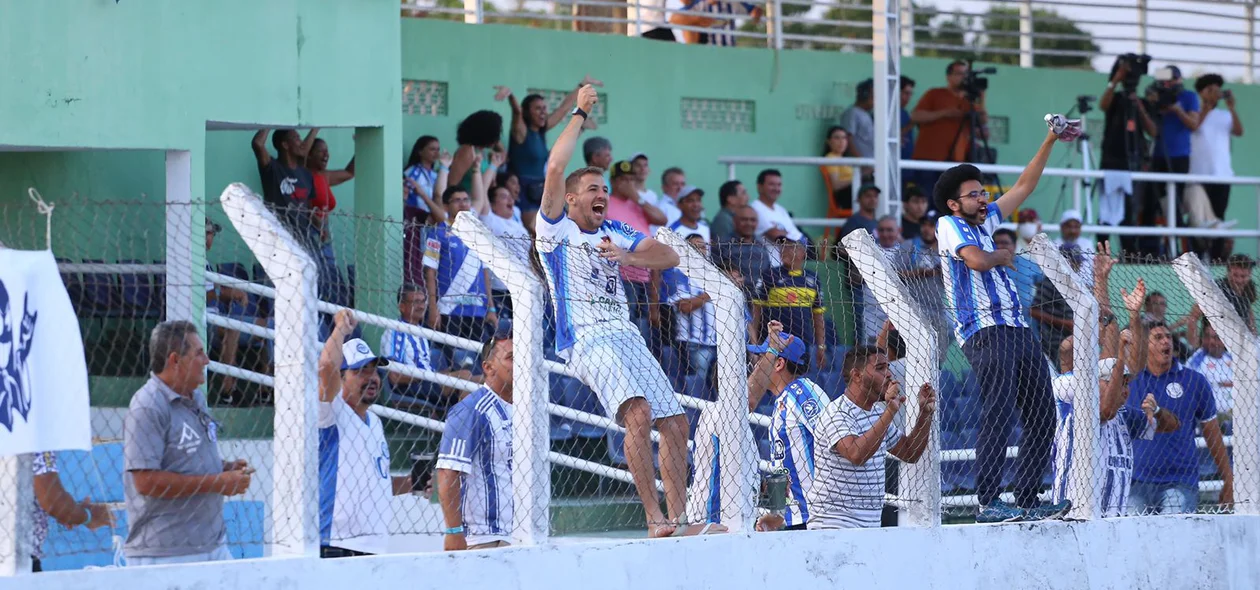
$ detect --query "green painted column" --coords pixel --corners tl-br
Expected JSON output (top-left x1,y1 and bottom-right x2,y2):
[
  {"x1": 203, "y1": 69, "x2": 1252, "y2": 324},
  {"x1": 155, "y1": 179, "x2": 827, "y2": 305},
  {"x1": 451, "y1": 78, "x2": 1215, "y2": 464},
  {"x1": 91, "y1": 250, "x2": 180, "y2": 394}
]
[{"x1": 353, "y1": 125, "x2": 403, "y2": 340}]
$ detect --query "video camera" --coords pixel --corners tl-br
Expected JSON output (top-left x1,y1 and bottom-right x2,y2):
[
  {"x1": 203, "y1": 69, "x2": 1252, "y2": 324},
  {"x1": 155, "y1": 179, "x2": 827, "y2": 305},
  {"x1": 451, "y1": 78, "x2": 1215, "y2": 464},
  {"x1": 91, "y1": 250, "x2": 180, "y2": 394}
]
[
  {"x1": 1147, "y1": 82, "x2": 1182, "y2": 110},
  {"x1": 962, "y1": 60, "x2": 996, "y2": 102},
  {"x1": 1116, "y1": 53, "x2": 1151, "y2": 93}
]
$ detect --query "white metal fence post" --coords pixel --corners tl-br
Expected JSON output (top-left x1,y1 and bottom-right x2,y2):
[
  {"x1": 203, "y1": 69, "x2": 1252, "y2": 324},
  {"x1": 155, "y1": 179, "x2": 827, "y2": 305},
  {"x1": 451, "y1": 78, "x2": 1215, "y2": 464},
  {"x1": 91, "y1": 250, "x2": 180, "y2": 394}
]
[
  {"x1": 464, "y1": 0, "x2": 483, "y2": 24},
  {"x1": 1246, "y1": 4, "x2": 1256, "y2": 85},
  {"x1": 220, "y1": 183, "x2": 321, "y2": 558},
  {"x1": 451, "y1": 212, "x2": 552, "y2": 544},
  {"x1": 842, "y1": 229, "x2": 941, "y2": 527},
  {"x1": 1019, "y1": 0, "x2": 1034, "y2": 68},
  {"x1": 1028, "y1": 234, "x2": 1101, "y2": 521},
  {"x1": 1172, "y1": 253, "x2": 1260, "y2": 515},
  {"x1": 657, "y1": 228, "x2": 757, "y2": 532},
  {"x1": 872, "y1": 0, "x2": 902, "y2": 215},
  {"x1": 0, "y1": 455, "x2": 33, "y2": 576}
]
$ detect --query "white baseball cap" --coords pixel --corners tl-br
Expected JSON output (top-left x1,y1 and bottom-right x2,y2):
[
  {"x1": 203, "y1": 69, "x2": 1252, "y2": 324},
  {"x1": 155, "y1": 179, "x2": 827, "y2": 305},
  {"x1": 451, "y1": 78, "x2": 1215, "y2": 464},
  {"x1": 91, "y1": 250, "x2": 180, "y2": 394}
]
[
  {"x1": 341, "y1": 338, "x2": 389, "y2": 370},
  {"x1": 1098, "y1": 358, "x2": 1131, "y2": 381},
  {"x1": 1060, "y1": 209, "x2": 1083, "y2": 224}
]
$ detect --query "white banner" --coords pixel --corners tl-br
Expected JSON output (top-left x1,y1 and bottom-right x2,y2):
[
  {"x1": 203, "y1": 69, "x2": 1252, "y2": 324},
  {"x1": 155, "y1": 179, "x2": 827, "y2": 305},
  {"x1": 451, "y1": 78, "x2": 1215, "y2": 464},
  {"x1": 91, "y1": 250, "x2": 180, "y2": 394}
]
[{"x1": 0, "y1": 249, "x2": 91, "y2": 456}]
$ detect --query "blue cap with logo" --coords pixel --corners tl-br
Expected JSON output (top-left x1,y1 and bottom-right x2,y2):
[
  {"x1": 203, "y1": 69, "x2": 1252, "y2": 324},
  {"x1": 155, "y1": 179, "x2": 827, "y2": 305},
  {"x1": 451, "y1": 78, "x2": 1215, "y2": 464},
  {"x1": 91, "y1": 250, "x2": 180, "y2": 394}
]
[
  {"x1": 341, "y1": 338, "x2": 389, "y2": 370},
  {"x1": 747, "y1": 332, "x2": 808, "y2": 364}
]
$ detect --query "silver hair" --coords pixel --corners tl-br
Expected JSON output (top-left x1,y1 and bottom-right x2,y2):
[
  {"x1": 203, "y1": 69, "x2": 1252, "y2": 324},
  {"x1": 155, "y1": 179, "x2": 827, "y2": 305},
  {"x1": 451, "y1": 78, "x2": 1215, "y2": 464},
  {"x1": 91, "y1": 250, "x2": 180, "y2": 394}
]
[
  {"x1": 149, "y1": 320, "x2": 199, "y2": 373},
  {"x1": 877, "y1": 214, "x2": 899, "y2": 225}
]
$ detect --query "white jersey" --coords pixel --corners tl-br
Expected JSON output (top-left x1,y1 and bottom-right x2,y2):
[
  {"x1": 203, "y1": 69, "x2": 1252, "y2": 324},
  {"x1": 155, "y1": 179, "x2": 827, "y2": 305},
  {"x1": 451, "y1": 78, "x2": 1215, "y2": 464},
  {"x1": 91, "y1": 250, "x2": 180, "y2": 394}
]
[
  {"x1": 535, "y1": 212, "x2": 648, "y2": 358},
  {"x1": 436, "y1": 387, "x2": 514, "y2": 546},
  {"x1": 808, "y1": 394, "x2": 902, "y2": 530},
  {"x1": 668, "y1": 219, "x2": 711, "y2": 244},
  {"x1": 1186, "y1": 349, "x2": 1235, "y2": 414},
  {"x1": 318, "y1": 394, "x2": 392, "y2": 553},
  {"x1": 663, "y1": 268, "x2": 717, "y2": 346},
  {"x1": 1050, "y1": 373, "x2": 1155, "y2": 517},
  {"x1": 769, "y1": 378, "x2": 830, "y2": 526},
  {"x1": 936, "y1": 203, "x2": 1027, "y2": 345}
]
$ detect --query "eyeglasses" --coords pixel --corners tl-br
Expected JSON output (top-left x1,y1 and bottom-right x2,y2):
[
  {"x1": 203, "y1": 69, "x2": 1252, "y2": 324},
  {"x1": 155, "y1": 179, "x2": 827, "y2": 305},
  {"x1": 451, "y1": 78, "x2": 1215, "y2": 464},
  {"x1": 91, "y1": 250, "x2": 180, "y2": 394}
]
[{"x1": 958, "y1": 190, "x2": 990, "y2": 201}]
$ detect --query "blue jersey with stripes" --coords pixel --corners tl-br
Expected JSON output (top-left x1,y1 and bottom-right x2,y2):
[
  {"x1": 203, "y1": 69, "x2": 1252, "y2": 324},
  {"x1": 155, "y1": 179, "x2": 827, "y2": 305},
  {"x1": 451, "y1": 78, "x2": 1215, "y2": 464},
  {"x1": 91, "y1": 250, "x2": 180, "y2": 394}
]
[
  {"x1": 936, "y1": 202, "x2": 1027, "y2": 345},
  {"x1": 380, "y1": 319, "x2": 435, "y2": 372},
  {"x1": 769, "y1": 377, "x2": 830, "y2": 526},
  {"x1": 423, "y1": 222, "x2": 489, "y2": 317},
  {"x1": 436, "y1": 387, "x2": 514, "y2": 546},
  {"x1": 535, "y1": 211, "x2": 649, "y2": 359},
  {"x1": 662, "y1": 268, "x2": 717, "y2": 346},
  {"x1": 1050, "y1": 373, "x2": 1155, "y2": 517},
  {"x1": 318, "y1": 394, "x2": 392, "y2": 553}
]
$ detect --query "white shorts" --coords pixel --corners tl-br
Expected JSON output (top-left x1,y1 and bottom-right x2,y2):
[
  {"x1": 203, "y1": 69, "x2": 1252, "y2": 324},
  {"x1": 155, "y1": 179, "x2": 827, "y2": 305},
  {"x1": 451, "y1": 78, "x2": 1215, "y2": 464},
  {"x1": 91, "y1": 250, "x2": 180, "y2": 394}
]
[{"x1": 570, "y1": 330, "x2": 684, "y2": 423}]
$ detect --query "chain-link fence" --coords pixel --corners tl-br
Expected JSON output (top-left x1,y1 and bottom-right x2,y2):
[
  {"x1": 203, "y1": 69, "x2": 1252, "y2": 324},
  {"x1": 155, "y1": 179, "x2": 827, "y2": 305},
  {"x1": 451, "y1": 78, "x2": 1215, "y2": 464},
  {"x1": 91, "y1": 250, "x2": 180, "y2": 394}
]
[{"x1": 5, "y1": 184, "x2": 1258, "y2": 571}]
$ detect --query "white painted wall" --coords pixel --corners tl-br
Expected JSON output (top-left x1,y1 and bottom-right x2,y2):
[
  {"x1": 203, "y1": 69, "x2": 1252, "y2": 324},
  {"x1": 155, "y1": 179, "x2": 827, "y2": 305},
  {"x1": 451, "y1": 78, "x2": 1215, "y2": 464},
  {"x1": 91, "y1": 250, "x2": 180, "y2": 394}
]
[{"x1": 15, "y1": 515, "x2": 1260, "y2": 589}]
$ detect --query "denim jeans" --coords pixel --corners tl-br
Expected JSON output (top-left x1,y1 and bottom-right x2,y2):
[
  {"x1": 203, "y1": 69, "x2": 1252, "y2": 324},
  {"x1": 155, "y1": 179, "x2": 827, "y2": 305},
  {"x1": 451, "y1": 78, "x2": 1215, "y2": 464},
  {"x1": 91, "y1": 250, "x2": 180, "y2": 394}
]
[{"x1": 1128, "y1": 481, "x2": 1198, "y2": 515}]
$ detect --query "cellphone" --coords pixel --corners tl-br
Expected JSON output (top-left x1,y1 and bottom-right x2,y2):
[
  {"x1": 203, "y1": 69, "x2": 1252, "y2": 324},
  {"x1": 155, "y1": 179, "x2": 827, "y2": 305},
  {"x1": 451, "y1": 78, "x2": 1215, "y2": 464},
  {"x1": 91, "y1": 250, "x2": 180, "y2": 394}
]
[{"x1": 1224, "y1": 89, "x2": 1234, "y2": 99}]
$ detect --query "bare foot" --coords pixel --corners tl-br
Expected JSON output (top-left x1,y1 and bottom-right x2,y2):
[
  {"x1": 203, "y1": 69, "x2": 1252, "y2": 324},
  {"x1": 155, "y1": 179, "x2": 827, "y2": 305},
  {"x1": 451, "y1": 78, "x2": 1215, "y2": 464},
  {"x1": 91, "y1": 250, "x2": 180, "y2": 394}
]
[{"x1": 649, "y1": 522, "x2": 729, "y2": 538}]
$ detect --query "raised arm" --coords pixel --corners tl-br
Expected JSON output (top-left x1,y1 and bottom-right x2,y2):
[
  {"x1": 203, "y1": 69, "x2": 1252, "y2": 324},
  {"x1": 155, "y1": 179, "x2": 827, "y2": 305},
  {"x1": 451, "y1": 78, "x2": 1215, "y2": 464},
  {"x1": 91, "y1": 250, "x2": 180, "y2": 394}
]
[
  {"x1": 835, "y1": 380, "x2": 903, "y2": 466},
  {"x1": 251, "y1": 129, "x2": 272, "y2": 168},
  {"x1": 545, "y1": 75, "x2": 602, "y2": 131},
  {"x1": 447, "y1": 146, "x2": 477, "y2": 192},
  {"x1": 889, "y1": 383, "x2": 936, "y2": 463},
  {"x1": 993, "y1": 128, "x2": 1060, "y2": 218},
  {"x1": 300, "y1": 128, "x2": 321, "y2": 160},
  {"x1": 496, "y1": 86, "x2": 528, "y2": 145},
  {"x1": 1100, "y1": 329, "x2": 1129, "y2": 421},
  {"x1": 747, "y1": 323, "x2": 786, "y2": 411},
  {"x1": 318, "y1": 310, "x2": 357, "y2": 403},
  {"x1": 328, "y1": 156, "x2": 355, "y2": 187},
  {"x1": 541, "y1": 84, "x2": 599, "y2": 221},
  {"x1": 1122, "y1": 278, "x2": 1147, "y2": 372},
  {"x1": 605, "y1": 238, "x2": 680, "y2": 270},
  {"x1": 469, "y1": 152, "x2": 490, "y2": 216}
]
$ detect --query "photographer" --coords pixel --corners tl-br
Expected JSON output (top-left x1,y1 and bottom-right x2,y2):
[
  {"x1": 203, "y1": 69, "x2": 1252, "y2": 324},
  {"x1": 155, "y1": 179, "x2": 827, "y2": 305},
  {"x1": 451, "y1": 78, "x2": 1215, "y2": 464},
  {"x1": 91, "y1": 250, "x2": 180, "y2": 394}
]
[
  {"x1": 1190, "y1": 73, "x2": 1244, "y2": 260},
  {"x1": 910, "y1": 60, "x2": 988, "y2": 192},
  {"x1": 1099, "y1": 55, "x2": 1159, "y2": 253},
  {"x1": 1141, "y1": 66, "x2": 1200, "y2": 254}
]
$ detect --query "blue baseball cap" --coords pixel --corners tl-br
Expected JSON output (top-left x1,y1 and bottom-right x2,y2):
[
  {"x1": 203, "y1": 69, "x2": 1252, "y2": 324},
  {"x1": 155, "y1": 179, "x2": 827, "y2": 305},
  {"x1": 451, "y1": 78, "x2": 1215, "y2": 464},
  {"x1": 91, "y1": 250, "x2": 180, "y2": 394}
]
[
  {"x1": 747, "y1": 332, "x2": 808, "y2": 364},
  {"x1": 341, "y1": 338, "x2": 389, "y2": 370}
]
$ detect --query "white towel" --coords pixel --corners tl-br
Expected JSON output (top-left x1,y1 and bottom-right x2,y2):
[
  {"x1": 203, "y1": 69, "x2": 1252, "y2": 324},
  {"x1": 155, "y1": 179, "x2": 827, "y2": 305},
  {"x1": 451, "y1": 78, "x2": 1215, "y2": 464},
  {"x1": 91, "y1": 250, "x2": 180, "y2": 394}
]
[{"x1": 1099, "y1": 170, "x2": 1132, "y2": 226}]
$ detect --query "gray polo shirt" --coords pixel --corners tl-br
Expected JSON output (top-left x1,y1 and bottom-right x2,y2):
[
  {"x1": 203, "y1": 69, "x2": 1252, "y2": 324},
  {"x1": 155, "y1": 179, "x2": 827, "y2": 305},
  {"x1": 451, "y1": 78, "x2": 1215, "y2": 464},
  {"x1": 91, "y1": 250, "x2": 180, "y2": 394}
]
[
  {"x1": 840, "y1": 105, "x2": 875, "y2": 159},
  {"x1": 123, "y1": 375, "x2": 225, "y2": 558}
]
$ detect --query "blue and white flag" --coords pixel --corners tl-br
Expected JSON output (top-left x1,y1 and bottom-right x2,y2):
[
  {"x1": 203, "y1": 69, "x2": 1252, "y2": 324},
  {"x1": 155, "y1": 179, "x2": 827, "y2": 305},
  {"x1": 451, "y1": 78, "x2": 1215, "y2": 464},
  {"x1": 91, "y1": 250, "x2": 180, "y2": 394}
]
[{"x1": 0, "y1": 249, "x2": 90, "y2": 456}]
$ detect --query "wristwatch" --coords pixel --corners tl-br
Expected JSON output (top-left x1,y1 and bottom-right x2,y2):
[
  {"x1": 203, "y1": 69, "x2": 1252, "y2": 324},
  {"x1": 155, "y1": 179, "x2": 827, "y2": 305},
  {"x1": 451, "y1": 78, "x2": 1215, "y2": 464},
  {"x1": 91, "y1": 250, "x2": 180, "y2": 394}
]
[
  {"x1": 572, "y1": 106, "x2": 588, "y2": 120},
  {"x1": 1153, "y1": 404, "x2": 1162, "y2": 417}
]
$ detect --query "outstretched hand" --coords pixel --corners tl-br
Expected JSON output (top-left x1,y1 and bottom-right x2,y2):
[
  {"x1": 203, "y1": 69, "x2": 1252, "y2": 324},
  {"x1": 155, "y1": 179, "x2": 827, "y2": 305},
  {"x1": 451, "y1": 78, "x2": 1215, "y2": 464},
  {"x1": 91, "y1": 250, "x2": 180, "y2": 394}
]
[
  {"x1": 1094, "y1": 240, "x2": 1116, "y2": 280},
  {"x1": 493, "y1": 85, "x2": 513, "y2": 101},
  {"x1": 576, "y1": 85, "x2": 599, "y2": 113},
  {"x1": 1121, "y1": 278, "x2": 1147, "y2": 314}
]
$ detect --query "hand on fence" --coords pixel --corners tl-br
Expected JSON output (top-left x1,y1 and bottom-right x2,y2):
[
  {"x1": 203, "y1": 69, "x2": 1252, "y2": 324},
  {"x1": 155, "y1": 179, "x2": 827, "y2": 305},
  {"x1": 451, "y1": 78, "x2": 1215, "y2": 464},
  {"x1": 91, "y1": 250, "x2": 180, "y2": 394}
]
[
  {"x1": 81, "y1": 497, "x2": 116, "y2": 531},
  {"x1": 333, "y1": 309, "x2": 358, "y2": 336},
  {"x1": 596, "y1": 236, "x2": 626, "y2": 264},
  {"x1": 917, "y1": 383, "x2": 937, "y2": 413},
  {"x1": 1094, "y1": 241, "x2": 1116, "y2": 280},
  {"x1": 884, "y1": 379, "x2": 905, "y2": 414}
]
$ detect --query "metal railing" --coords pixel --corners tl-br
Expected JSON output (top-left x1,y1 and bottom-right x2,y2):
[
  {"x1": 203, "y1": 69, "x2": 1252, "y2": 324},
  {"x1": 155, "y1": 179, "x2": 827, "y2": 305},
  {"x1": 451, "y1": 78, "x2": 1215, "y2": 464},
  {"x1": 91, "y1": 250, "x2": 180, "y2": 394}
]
[
  {"x1": 403, "y1": 0, "x2": 1260, "y2": 79},
  {"x1": 719, "y1": 154, "x2": 1260, "y2": 256}
]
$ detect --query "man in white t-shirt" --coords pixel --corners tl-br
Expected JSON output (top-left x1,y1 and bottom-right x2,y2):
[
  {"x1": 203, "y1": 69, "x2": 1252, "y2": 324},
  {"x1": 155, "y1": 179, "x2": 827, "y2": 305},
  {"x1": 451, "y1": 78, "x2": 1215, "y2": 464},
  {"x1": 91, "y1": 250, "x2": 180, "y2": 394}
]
[
  {"x1": 749, "y1": 168, "x2": 806, "y2": 268},
  {"x1": 1187, "y1": 318, "x2": 1235, "y2": 420},
  {"x1": 631, "y1": 153, "x2": 680, "y2": 235},
  {"x1": 667, "y1": 186, "x2": 711, "y2": 243},
  {"x1": 318, "y1": 311, "x2": 415, "y2": 557},
  {"x1": 1190, "y1": 73, "x2": 1244, "y2": 260},
  {"x1": 808, "y1": 346, "x2": 935, "y2": 529},
  {"x1": 534, "y1": 84, "x2": 720, "y2": 538}
]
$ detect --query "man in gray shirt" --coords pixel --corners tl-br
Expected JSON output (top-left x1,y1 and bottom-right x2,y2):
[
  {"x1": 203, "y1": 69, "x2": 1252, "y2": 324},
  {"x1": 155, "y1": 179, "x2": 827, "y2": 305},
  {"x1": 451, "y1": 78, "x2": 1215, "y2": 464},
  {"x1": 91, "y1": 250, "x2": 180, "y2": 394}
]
[
  {"x1": 124, "y1": 320, "x2": 252, "y2": 565},
  {"x1": 840, "y1": 79, "x2": 876, "y2": 171}
]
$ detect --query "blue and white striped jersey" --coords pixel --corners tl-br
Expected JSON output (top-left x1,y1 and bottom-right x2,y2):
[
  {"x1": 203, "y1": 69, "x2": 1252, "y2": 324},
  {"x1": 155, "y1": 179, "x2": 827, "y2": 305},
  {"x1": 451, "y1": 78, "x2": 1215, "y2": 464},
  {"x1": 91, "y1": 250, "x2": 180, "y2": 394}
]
[
  {"x1": 936, "y1": 202, "x2": 1027, "y2": 345},
  {"x1": 436, "y1": 386, "x2": 514, "y2": 546},
  {"x1": 423, "y1": 223, "x2": 489, "y2": 317},
  {"x1": 1050, "y1": 373, "x2": 1155, "y2": 517},
  {"x1": 663, "y1": 268, "x2": 717, "y2": 347},
  {"x1": 380, "y1": 321, "x2": 435, "y2": 373},
  {"x1": 318, "y1": 394, "x2": 392, "y2": 553},
  {"x1": 535, "y1": 212, "x2": 648, "y2": 359},
  {"x1": 769, "y1": 377, "x2": 830, "y2": 527}
]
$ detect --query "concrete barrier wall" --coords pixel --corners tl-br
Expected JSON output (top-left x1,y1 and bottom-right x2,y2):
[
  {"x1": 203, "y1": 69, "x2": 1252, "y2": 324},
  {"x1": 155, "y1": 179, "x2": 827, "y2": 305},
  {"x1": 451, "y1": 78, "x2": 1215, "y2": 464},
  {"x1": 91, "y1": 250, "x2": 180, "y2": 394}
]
[{"x1": 17, "y1": 515, "x2": 1260, "y2": 590}]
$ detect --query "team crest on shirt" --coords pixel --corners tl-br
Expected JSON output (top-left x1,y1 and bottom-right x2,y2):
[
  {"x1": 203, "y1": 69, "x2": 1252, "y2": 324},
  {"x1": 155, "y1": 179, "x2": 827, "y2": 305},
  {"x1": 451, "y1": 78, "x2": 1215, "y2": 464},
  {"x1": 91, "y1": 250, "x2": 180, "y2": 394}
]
[
  {"x1": 801, "y1": 399, "x2": 821, "y2": 419},
  {"x1": 772, "y1": 438, "x2": 786, "y2": 461},
  {"x1": 1166, "y1": 382, "x2": 1185, "y2": 399}
]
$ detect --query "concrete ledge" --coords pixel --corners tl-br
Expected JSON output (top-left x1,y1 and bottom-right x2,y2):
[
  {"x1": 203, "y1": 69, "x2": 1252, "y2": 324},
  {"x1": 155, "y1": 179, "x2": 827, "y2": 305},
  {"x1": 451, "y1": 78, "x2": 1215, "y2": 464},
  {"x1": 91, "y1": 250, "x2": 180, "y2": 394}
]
[{"x1": 16, "y1": 515, "x2": 1260, "y2": 589}]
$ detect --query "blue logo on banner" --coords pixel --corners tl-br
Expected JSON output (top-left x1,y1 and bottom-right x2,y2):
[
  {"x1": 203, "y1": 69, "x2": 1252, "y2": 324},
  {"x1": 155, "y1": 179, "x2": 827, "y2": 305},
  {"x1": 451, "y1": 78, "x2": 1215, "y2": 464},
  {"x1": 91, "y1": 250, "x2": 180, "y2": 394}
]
[{"x1": 0, "y1": 280, "x2": 37, "y2": 432}]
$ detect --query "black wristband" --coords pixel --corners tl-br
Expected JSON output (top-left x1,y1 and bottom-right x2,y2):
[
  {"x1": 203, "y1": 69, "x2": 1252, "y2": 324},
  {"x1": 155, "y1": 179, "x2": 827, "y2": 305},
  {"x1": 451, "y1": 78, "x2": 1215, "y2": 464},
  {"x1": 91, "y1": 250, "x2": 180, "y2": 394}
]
[{"x1": 572, "y1": 107, "x2": 588, "y2": 120}]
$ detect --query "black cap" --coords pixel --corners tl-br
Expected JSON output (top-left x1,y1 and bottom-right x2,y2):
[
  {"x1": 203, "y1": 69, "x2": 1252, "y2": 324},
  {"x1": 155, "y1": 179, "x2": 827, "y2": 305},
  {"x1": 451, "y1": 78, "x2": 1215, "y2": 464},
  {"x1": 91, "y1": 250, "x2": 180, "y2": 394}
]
[
  {"x1": 920, "y1": 211, "x2": 939, "y2": 226},
  {"x1": 858, "y1": 184, "x2": 881, "y2": 195},
  {"x1": 610, "y1": 160, "x2": 634, "y2": 179}
]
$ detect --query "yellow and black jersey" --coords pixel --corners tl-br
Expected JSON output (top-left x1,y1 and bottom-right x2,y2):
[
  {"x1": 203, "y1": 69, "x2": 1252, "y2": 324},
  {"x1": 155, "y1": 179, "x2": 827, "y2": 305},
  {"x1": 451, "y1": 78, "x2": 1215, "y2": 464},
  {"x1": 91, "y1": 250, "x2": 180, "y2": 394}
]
[{"x1": 753, "y1": 267, "x2": 826, "y2": 345}]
